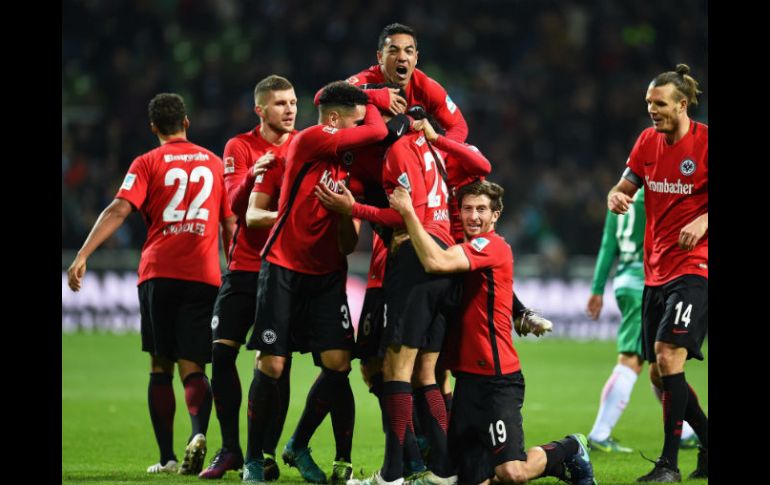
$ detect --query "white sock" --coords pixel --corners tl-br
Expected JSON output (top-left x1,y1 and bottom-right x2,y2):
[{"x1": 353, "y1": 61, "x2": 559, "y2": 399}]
[
  {"x1": 651, "y1": 383, "x2": 696, "y2": 439},
  {"x1": 588, "y1": 364, "x2": 638, "y2": 441}
]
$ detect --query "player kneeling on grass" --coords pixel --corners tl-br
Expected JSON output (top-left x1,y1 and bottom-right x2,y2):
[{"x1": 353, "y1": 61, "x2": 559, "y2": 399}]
[{"x1": 388, "y1": 181, "x2": 596, "y2": 485}]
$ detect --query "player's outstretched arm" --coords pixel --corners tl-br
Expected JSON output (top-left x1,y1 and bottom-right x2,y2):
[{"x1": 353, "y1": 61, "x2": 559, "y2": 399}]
[
  {"x1": 67, "y1": 198, "x2": 134, "y2": 292},
  {"x1": 389, "y1": 186, "x2": 469, "y2": 274}
]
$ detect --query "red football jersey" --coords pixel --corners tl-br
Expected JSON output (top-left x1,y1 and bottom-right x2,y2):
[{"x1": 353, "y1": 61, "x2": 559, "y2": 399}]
[
  {"x1": 626, "y1": 121, "x2": 708, "y2": 285},
  {"x1": 116, "y1": 138, "x2": 232, "y2": 287},
  {"x1": 389, "y1": 132, "x2": 455, "y2": 246},
  {"x1": 223, "y1": 128, "x2": 296, "y2": 272},
  {"x1": 264, "y1": 105, "x2": 388, "y2": 274},
  {"x1": 435, "y1": 136, "x2": 492, "y2": 242},
  {"x1": 346, "y1": 144, "x2": 388, "y2": 289},
  {"x1": 347, "y1": 66, "x2": 468, "y2": 143},
  {"x1": 444, "y1": 231, "x2": 520, "y2": 376}
]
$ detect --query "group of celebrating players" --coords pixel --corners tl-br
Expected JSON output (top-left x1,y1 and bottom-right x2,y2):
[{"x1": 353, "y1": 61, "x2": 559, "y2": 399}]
[{"x1": 67, "y1": 20, "x2": 708, "y2": 485}]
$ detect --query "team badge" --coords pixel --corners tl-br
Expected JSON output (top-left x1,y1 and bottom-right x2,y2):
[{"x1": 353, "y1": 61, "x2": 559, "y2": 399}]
[
  {"x1": 342, "y1": 151, "x2": 354, "y2": 167},
  {"x1": 121, "y1": 173, "x2": 136, "y2": 191},
  {"x1": 445, "y1": 95, "x2": 457, "y2": 114},
  {"x1": 471, "y1": 237, "x2": 490, "y2": 252},
  {"x1": 680, "y1": 159, "x2": 696, "y2": 176},
  {"x1": 262, "y1": 329, "x2": 277, "y2": 344},
  {"x1": 323, "y1": 126, "x2": 339, "y2": 135},
  {"x1": 397, "y1": 172, "x2": 411, "y2": 191},
  {"x1": 210, "y1": 315, "x2": 219, "y2": 330},
  {"x1": 224, "y1": 157, "x2": 235, "y2": 174}
]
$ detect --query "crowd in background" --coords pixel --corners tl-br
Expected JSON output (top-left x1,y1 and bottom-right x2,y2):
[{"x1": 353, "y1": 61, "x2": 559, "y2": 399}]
[{"x1": 62, "y1": 0, "x2": 707, "y2": 276}]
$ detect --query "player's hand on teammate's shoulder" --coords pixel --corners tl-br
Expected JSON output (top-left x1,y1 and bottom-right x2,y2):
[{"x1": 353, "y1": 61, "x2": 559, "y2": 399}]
[
  {"x1": 389, "y1": 186, "x2": 413, "y2": 214},
  {"x1": 411, "y1": 119, "x2": 438, "y2": 142},
  {"x1": 388, "y1": 88, "x2": 407, "y2": 115},
  {"x1": 252, "y1": 151, "x2": 275, "y2": 177}
]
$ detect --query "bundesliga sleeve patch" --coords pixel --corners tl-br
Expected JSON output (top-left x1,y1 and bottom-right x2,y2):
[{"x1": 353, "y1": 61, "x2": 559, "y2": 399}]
[
  {"x1": 323, "y1": 126, "x2": 339, "y2": 135},
  {"x1": 445, "y1": 95, "x2": 457, "y2": 114},
  {"x1": 397, "y1": 172, "x2": 411, "y2": 192},
  {"x1": 224, "y1": 157, "x2": 235, "y2": 174},
  {"x1": 121, "y1": 173, "x2": 137, "y2": 191},
  {"x1": 470, "y1": 237, "x2": 490, "y2": 252},
  {"x1": 346, "y1": 76, "x2": 359, "y2": 84}
]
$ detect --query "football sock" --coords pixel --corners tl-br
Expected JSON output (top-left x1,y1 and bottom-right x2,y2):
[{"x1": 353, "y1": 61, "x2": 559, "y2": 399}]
[
  {"x1": 588, "y1": 363, "x2": 637, "y2": 441},
  {"x1": 415, "y1": 384, "x2": 452, "y2": 477},
  {"x1": 264, "y1": 357, "x2": 291, "y2": 456},
  {"x1": 245, "y1": 369, "x2": 279, "y2": 462},
  {"x1": 382, "y1": 380, "x2": 413, "y2": 482},
  {"x1": 211, "y1": 342, "x2": 242, "y2": 451},
  {"x1": 442, "y1": 392, "x2": 453, "y2": 423},
  {"x1": 539, "y1": 436, "x2": 579, "y2": 479},
  {"x1": 652, "y1": 383, "x2": 696, "y2": 440},
  {"x1": 661, "y1": 373, "x2": 687, "y2": 467},
  {"x1": 183, "y1": 372, "x2": 213, "y2": 439},
  {"x1": 291, "y1": 368, "x2": 334, "y2": 450},
  {"x1": 328, "y1": 367, "x2": 355, "y2": 462},
  {"x1": 684, "y1": 382, "x2": 708, "y2": 449},
  {"x1": 148, "y1": 372, "x2": 177, "y2": 464}
]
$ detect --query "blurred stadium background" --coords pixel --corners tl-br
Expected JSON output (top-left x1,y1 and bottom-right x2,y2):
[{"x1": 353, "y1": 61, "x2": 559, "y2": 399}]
[
  {"x1": 62, "y1": 0, "x2": 707, "y2": 337},
  {"x1": 62, "y1": 2, "x2": 708, "y2": 483}
]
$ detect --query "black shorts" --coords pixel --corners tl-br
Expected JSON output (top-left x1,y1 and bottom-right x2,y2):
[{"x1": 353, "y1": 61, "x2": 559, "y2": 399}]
[
  {"x1": 642, "y1": 274, "x2": 708, "y2": 363},
  {"x1": 138, "y1": 277, "x2": 219, "y2": 365},
  {"x1": 211, "y1": 270, "x2": 259, "y2": 344},
  {"x1": 449, "y1": 371, "x2": 527, "y2": 484},
  {"x1": 355, "y1": 287, "x2": 385, "y2": 361},
  {"x1": 247, "y1": 261, "x2": 354, "y2": 358},
  {"x1": 381, "y1": 238, "x2": 462, "y2": 355}
]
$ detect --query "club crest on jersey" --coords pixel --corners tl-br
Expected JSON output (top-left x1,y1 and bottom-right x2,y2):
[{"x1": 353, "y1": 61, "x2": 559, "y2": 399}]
[
  {"x1": 121, "y1": 173, "x2": 136, "y2": 191},
  {"x1": 224, "y1": 157, "x2": 235, "y2": 174},
  {"x1": 323, "y1": 126, "x2": 339, "y2": 135},
  {"x1": 446, "y1": 95, "x2": 457, "y2": 114},
  {"x1": 680, "y1": 159, "x2": 696, "y2": 176},
  {"x1": 342, "y1": 150, "x2": 354, "y2": 167},
  {"x1": 471, "y1": 237, "x2": 490, "y2": 252},
  {"x1": 262, "y1": 329, "x2": 277, "y2": 344},
  {"x1": 210, "y1": 315, "x2": 219, "y2": 330},
  {"x1": 397, "y1": 172, "x2": 411, "y2": 191}
]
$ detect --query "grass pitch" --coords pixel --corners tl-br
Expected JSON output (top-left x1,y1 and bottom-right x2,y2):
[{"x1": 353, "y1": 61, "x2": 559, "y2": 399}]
[{"x1": 62, "y1": 333, "x2": 707, "y2": 484}]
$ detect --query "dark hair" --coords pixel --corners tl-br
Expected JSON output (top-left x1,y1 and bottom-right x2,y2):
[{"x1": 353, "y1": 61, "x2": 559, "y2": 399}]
[
  {"x1": 457, "y1": 180, "x2": 504, "y2": 213},
  {"x1": 377, "y1": 23, "x2": 417, "y2": 51},
  {"x1": 651, "y1": 63, "x2": 702, "y2": 107},
  {"x1": 318, "y1": 81, "x2": 369, "y2": 114},
  {"x1": 148, "y1": 93, "x2": 186, "y2": 135},
  {"x1": 254, "y1": 75, "x2": 294, "y2": 105}
]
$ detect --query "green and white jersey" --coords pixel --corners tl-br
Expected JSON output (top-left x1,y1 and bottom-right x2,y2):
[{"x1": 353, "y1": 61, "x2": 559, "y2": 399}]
[{"x1": 590, "y1": 189, "x2": 645, "y2": 296}]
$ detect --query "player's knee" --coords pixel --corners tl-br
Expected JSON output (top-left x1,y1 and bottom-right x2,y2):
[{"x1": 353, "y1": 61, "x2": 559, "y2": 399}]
[
  {"x1": 497, "y1": 462, "x2": 528, "y2": 484},
  {"x1": 258, "y1": 356, "x2": 285, "y2": 378},
  {"x1": 618, "y1": 353, "x2": 643, "y2": 374},
  {"x1": 212, "y1": 341, "x2": 239, "y2": 365},
  {"x1": 320, "y1": 351, "x2": 352, "y2": 372}
]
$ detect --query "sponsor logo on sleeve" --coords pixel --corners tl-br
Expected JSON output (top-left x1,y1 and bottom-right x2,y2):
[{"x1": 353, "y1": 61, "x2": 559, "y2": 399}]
[
  {"x1": 121, "y1": 173, "x2": 137, "y2": 191},
  {"x1": 346, "y1": 76, "x2": 359, "y2": 84},
  {"x1": 445, "y1": 95, "x2": 457, "y2": 114},
  {"x1": 471, "y1": 237, "x2": 490, "y2": 252},
  {"x1": 255, "y1": 174, "x2": 265, "y2": 183},
  {"x1": 323, "y1": 126, "x2": 339, "y2": 135},
  {"x1": 680, "y1": 159, "x2": 696, "y2": 176},
  {"x1": 397, "y1": 172, "x2": 411, "y2": 191},
  {"x1": 415, "y1": 135, "x2": 426, "y2": 147},
  {"x1": 224, "y1": 157, "x2": 235, "y2": 174}
]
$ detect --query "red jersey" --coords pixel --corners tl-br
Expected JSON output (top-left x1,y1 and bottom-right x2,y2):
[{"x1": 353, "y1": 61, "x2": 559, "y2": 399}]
[
  {"x1": 264, "y1": 104, "x2": 388, "y2": 274},
  {"x1": 347, "y1": 65, "x2": 468, "y2": 143},
  {"x1": 434, "y1": 136, "x2": 492, "y2": 242},
  {"x1": 346, "y1": 144, "x2": 389, "y2": 289},
  {"x1": 223, "y1": 127, "x2": 296, "y2": 272},
  {"x1": 350, "y1": 131, "x2": 455, "y2": 247},
  {"x1": 445, "y1": 231, "x2": 520, "y2": 376},
  {"x1": 116, "y1": 138, "x2": 232, "y2": 287},
  {"x1": 626, "y1": 121, "x2": 708, "y2": 285}
]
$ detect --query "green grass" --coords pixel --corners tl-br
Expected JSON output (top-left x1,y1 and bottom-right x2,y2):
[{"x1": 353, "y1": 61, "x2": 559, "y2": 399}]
[{"x1": 62, "y1": 333, "x2": 707, "y2": 484}]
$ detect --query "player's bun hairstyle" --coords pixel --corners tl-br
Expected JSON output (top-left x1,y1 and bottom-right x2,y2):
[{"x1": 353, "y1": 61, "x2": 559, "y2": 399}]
[
  {"x1": 318, "y1": 81, "x2": 370, "y2": 112},
  {"x1": 457, "y1": 180, "x2": 504, "y2": 213},
  {"x1": 148, "y1": 93, "x2": 186, "y2": 136},
  {"x1": 254, "y1": 75, "x2": 294, "y2": 105},
  {"x1": 651, "y1": 63, "x2": 702, "y2": 108},
  {"x1": 378, "y1": 23, "x2": 417, "y2": 50}
]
